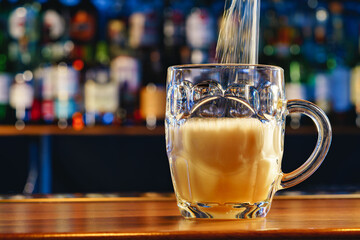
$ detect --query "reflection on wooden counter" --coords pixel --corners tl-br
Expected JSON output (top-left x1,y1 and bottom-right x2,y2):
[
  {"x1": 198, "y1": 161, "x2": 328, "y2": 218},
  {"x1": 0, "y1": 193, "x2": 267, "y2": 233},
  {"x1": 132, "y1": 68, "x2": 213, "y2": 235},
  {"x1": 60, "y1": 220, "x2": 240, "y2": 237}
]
[{"x1": 0, "y1": 194, "x2": 359, "y2": 239}]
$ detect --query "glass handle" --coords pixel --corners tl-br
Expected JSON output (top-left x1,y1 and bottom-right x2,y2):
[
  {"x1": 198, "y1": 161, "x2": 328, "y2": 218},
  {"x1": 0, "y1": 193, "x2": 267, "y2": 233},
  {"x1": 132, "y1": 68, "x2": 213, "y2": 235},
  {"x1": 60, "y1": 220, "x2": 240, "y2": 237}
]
[{"x1": 280, "y1": 99, "x2": 332, "y2": 189}]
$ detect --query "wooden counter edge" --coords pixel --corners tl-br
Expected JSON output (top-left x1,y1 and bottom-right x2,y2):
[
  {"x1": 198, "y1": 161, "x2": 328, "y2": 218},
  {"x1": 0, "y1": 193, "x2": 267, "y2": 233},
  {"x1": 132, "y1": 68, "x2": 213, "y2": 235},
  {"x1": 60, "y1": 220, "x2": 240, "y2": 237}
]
[
  {"x1": 0, "y1": 229, "x2": 360, "y2": 240},
  {"x1": 0, "y1": 193, "x2": 359, "y2": 203}
]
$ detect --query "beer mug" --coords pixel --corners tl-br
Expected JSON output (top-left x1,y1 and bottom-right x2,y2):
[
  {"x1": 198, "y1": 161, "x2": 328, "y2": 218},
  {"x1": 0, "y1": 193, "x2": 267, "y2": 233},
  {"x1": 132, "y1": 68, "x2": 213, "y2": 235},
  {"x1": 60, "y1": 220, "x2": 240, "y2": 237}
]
[{"x1": 165, "y1": 64, "x2": 332, "y2": 219}]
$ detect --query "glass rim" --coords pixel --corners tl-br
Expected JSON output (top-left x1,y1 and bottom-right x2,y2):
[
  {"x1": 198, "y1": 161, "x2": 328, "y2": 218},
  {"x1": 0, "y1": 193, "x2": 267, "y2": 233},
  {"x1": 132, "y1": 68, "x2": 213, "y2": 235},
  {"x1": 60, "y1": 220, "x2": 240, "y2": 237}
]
[{"x1": 168, "y1": 63, "x2": 284, "y2": 72}]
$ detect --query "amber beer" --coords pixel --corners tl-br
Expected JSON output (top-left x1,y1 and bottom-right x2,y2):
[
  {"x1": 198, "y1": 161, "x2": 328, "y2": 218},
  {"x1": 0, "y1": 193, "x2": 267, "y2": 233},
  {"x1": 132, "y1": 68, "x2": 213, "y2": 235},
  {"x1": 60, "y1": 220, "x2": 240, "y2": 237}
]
[{"x1": 169, "y1": 118, "x2": 282, "y2": 205}]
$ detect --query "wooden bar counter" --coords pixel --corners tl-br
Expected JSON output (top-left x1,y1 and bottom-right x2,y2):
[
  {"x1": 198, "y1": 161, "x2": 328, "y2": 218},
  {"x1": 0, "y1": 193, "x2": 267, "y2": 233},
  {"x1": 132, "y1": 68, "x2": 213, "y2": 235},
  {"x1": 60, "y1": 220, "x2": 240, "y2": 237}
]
[{"x1": 0, "y1": 194, "x2": 359, "y2": 239}]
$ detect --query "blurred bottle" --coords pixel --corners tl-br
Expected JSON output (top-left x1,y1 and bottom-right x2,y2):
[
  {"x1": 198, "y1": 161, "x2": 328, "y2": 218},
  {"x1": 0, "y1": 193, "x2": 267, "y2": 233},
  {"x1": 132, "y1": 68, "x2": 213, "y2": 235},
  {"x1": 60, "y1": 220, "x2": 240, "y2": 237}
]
[
  {"x1": 107, "y1": 12, "x2": 127, "y2": 60},
  {"x1": 0, "y1": 0, "x2": 11, "y2": 73},
  {"x1": 138, "y1": 48, "x2": 166, "y2": 128},
  {"x1": 351, "y1": 65, "x2": 360, "y2": 127},
  {"x1": 35, "y1": 1, "x2": 69, "y2": 126},
  {"x1": 350, "y1": 24, "x2": 360, "y2": 127},
  {"x1": 259, "y1": 3, "x2": 278, "y2": 66},
  {"x1": 7, "y1": 0, "x2": 41, "y2": 126},
  {"x1": 139, "y1": 83, "x2": 166, "y2": 129},
  {"x1": 128, "y1": 0, "x2": 165, "y2": 127},
  {"x1": 314, "y1": 72, "x2": 331, "y2": 115},
  {"x1": 35, "y1": 65, "x2": 56, "y2": 124},
  {"x1": 286, "y1": 59, "x2": 308, "y2": 129},
  {"x1": 185, "y1": 3, "x2": 216, "y2": 64},
  {"x1": 91, "y1": 0, "x2": 112, "y2": 44},
  {"x1": 273, "y1": 11, "x2": 305, "y2": 128},
  {"x1": 287, "y1": 5, "x2": 315, "y2": 127},
  {"x1": 163, "y1": 0, "x2": 191, "y2": 66},
  {"x1": 0, "y1": 0, "x2": 12, "y2": 124},
  {"x1": 64, "y1": 0, "x2": 97, "y2": 64},
  {"x1": 327, "y1": 2, "x2": 353, "y2": 125},
  {"x1": 46, "y1": 0, "x2": 91, "y2": 128},
  {"x1": 30, "y1": 65, "x2": 42, "y2": 123},
  {"x1": 110, "y1": 55, "x2": 140, "y2": 125},
  {"x1": 87, "y1": 0, "x2": 122, "y2": 126},
  {"x1": 7, "y1": 0, "x2": 41, "y2": 72},
  {"x1": 330, "y1": 63, "x2": 351, "y2": 125},
  {"x1": 0, "y1": 73, "x2": 11, "y2": 124},
  {"x1": 84, "y1": 68, "x2": 118, "y2": 126},
  {"x1": 91, "y1": 0, "x2": 111, "y2": 66},
  {"x1": 39, "y1": 0, "x2": 72, "y2": 64},
  {"x1": 9, "y1": 70, "x2": 34, "y2": 129},
  {"x1": 104, "y1": 2, "x2": 133, "y2": 125},
  {"x1": 313, "y1": 6, "x2": 331, "y2": 115},
  {"x1": 128, "y1": 0, "x2": 162, "y2": 50},
  {"x1": 34, "y1": 1, "x2": 67, "y2": 124},
  {"x1": 55, "y1": 63, "x2": 79, "y2": 128}
]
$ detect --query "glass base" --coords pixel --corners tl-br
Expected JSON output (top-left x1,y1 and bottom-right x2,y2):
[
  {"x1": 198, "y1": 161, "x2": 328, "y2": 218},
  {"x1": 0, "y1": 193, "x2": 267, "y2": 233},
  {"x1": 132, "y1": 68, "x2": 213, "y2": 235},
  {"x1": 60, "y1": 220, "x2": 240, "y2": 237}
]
[{"x1": 177, "y1": 200, "x2": 271, "y2": 219}]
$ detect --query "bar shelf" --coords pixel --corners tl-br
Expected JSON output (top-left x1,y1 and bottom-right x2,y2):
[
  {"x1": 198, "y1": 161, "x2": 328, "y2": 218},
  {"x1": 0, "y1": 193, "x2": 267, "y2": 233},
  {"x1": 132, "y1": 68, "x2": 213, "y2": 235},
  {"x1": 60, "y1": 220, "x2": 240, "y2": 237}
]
[{"x1": 0, "y1": 125, "x2": 358, "y2": 136}]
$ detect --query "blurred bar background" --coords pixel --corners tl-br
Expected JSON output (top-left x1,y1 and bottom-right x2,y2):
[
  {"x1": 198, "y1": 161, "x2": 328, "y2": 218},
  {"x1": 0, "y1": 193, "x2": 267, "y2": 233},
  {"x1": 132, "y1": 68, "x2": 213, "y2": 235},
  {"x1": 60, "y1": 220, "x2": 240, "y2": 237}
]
[{"x1": 0, "y1": 0, "x2": 359, "y2": 195}]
